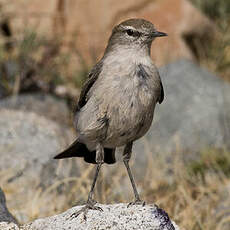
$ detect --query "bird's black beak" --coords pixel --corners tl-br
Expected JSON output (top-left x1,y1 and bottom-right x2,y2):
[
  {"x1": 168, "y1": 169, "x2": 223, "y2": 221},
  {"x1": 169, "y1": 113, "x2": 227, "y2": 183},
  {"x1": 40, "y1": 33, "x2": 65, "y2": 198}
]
[{"x1": 152, "y1": 31, "x2": 168, "y2": 37}]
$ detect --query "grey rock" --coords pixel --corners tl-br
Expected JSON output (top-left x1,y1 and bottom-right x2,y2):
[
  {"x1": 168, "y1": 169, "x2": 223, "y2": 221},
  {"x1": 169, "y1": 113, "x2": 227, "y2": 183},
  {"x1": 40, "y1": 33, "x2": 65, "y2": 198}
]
[
  {"x1": 21, "y1": 203, "x2": 179, "y2": 230},
  {"x1": 0, "y1": 109, "x2": 75, "y2": 222},
  {"x1": 0, "y1": 222, "x2": 19, "y2": 230},
  {"x1": 132, "y1": 59, "x2": 230, "y2": 176},
  {"x1": 0, "y1": 94, "x2": 71, "y2": 125},
  {"x1": 0, "y1": 109, "x2": 72, "y2": 174},
  {"x1": 0, "y1": 188, "x2": 18, "y2": 224}
]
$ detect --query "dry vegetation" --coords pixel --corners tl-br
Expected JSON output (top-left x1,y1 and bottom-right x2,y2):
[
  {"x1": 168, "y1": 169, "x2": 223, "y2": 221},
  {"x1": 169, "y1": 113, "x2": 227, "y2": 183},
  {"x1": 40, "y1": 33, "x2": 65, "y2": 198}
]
[
  {"x1": 1, "y1": 144, "x2": 230, "y2": 229},
  {"x1": 0, "y1": 31, "x2": 90, "y2": 106},
  {"x1": 190, "y1": 0, "x2": 230, "y2": 81}
]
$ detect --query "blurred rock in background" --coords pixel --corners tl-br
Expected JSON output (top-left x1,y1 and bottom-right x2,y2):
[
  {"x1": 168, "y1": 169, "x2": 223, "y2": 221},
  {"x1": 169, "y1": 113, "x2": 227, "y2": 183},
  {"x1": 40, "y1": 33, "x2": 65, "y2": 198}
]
[
  {"x1": 0, "y1": 94, "x2": 71, "y2": 125},
  {"x1": 0, "y1": 103, "x2": 76, "y2": 222}
]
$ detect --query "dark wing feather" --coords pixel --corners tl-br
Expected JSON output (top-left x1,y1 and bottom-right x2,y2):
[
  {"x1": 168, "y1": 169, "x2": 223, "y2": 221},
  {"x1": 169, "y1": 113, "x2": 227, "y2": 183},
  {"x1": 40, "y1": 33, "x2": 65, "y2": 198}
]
[
  {"x1": 76, "y1": 61, "x2": 103, "y2": 111},
  {"x1": 138, "y1": 64, "x2": 164, "y2": 104},
  {"x1": 156, "y1": 69, "x2": 164, "y2": 104},
  {"x1": 55, "y1": 60, "x2": 117, "y2": 164},
  {"x1": 158, "y1": 80, "x2": 164, "y2": 104},
  {"x1": 54, "y1": 139, "x2": 116, "y2": 164}
]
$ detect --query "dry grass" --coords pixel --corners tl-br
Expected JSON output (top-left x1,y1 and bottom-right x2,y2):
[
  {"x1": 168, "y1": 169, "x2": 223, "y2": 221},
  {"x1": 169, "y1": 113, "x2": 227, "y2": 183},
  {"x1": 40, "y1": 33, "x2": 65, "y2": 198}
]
[{"x1": 1, "y1": 143, "x2": 230, "y2": 230}]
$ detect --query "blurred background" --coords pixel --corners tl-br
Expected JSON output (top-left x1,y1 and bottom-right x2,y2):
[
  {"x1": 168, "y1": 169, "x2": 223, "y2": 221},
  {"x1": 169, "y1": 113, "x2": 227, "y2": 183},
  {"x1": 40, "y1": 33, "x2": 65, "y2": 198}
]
[{"x1": 0, "y1": 0, "x2": 230, "y2": 229}]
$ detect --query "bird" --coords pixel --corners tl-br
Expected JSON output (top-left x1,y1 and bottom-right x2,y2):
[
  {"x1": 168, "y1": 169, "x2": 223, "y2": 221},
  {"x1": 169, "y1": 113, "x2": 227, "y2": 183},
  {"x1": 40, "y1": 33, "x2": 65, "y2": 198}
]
[{"x1": 54, "y1": 18, "x2": 167, "y2": 219}]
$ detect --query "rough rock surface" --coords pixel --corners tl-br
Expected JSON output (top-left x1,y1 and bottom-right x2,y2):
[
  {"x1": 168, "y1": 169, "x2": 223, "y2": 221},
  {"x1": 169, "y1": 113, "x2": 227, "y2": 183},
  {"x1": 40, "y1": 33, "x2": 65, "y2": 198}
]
[
  {"x1": 132, "y1": 59, "x2": 230, "y2": 176},
  {"x1": 0, "y1": 188, "x2": 18, "y2": 224},
  {"x1": 2, "y1": 0, "x2": 215, "y2": 66},
  {"x1": 22, "y1": 203, "x2": 179, "y2": 230},
  {"x1": 0, "y1": 222, "x2": 19, "y2": 230}
]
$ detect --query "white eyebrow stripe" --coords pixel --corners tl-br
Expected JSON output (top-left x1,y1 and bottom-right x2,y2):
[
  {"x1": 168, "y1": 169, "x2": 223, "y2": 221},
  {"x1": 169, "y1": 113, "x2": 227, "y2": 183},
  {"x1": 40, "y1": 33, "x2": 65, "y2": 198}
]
[{"x1": 120, "y1": 25, "x2": 137, "y2": 31}]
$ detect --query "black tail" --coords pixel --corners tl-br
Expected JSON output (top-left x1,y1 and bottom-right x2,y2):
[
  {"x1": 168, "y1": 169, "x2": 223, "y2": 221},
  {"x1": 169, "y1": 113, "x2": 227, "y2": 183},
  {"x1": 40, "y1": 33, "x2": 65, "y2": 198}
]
[{"x1": 54, "y1": 139, "x2": 116, "y2": 164}]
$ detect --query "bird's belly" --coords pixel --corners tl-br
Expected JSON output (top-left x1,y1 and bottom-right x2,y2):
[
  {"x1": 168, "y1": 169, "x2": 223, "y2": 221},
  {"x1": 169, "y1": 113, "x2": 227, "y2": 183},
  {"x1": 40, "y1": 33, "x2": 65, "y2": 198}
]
[{"x1": 103, "y1": 100, "x2": 155, "y2": 148}]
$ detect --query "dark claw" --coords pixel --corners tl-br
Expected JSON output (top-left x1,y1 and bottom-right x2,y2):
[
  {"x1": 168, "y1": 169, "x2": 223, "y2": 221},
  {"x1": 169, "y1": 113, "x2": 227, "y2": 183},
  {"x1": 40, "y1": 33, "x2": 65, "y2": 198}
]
[
  {"x1": 69, "y1": 200, "x2": 103, "y2": 220},
  {"x1": 127, "y1": 199, "x2": 146, "y2": 207}
]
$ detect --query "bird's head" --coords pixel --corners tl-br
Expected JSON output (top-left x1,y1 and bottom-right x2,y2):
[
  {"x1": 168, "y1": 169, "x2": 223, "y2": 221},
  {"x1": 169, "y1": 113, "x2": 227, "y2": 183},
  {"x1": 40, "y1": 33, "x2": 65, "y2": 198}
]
[{"x1": 106, "y1": 18, "x2": 167, "y2": 54}]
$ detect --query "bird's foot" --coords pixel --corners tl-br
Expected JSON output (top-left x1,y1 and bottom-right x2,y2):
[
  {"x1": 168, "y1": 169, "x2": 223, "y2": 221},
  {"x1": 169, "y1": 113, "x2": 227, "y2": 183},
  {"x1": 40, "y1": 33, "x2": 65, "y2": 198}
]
[
  {"x1": 127, "y1": 199, "x2": 145, "y2": 207},
  {"x1": 69, "y1": 199, "x2": 103, "y2": 220}
]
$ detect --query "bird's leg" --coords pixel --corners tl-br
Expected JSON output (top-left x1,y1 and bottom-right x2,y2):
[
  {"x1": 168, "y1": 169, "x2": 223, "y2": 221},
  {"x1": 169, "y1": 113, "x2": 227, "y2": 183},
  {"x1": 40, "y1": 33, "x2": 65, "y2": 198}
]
[
  {"x1": 123, "y1": 142, "x2": 145, "y2": 207},
  {"x1": 70, "y1": 143, "x2": 104, "y2": 220}
]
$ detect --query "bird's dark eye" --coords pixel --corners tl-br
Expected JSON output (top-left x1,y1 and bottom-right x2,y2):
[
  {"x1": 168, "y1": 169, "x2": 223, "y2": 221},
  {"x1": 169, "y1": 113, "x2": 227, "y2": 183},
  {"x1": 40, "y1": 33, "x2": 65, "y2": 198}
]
[
  {"x1": 126, "y1": 29, "x2": 140, "y2": 37},
  {"x1": 126, "y1": 29, "x2": 134, "y2": 36}
]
